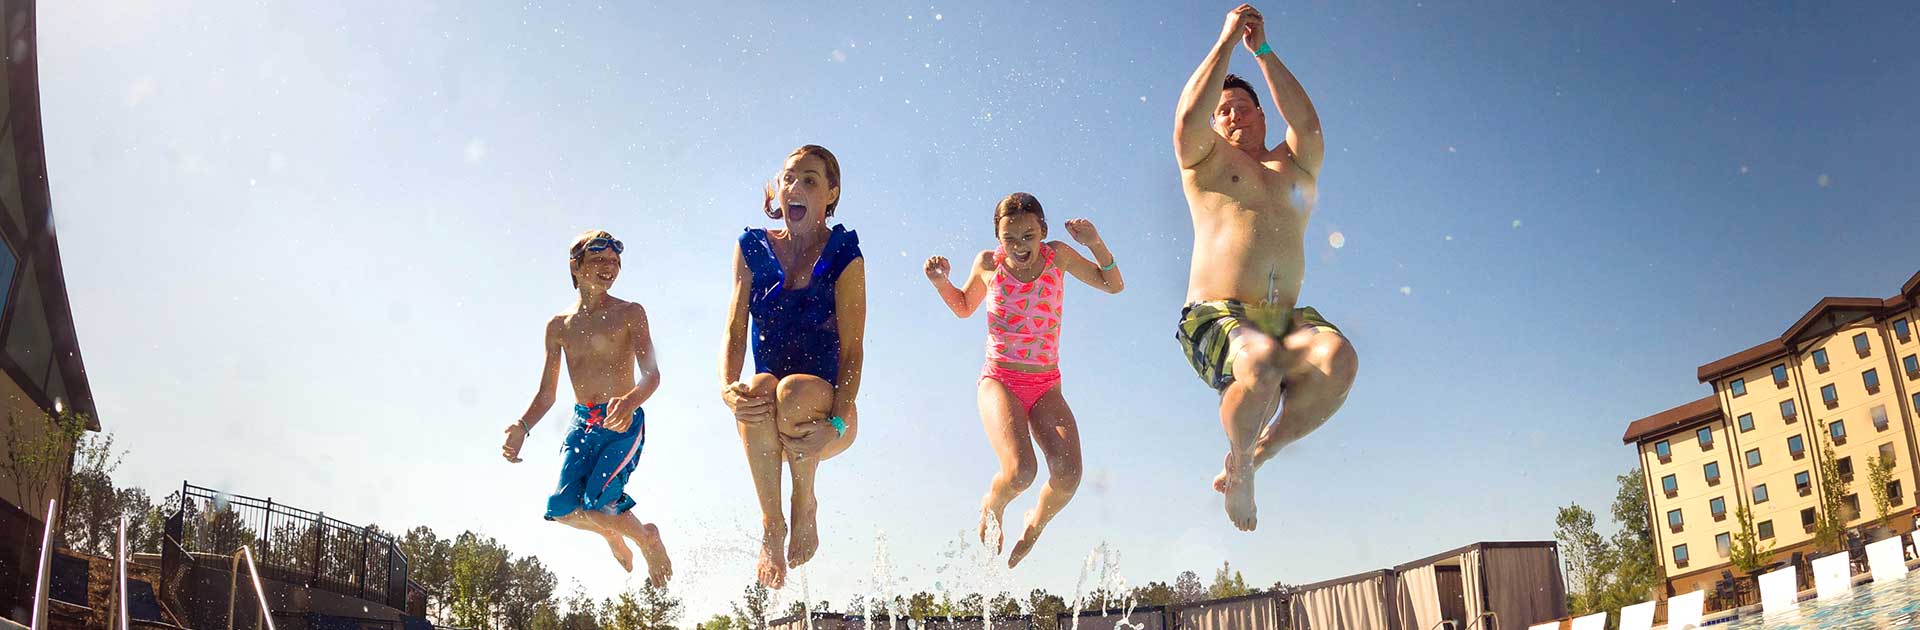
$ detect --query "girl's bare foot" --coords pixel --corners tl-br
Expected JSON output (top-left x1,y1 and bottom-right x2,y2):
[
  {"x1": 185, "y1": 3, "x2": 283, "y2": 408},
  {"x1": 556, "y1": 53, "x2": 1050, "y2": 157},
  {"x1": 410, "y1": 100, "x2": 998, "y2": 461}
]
[
  {"x1": 758, "y1": 520, "x2": 789, "y2": 589},
  {"x1": 978, "y1": 505, "x2": 1007, "y2": 554},
  {"x1": 603, "y1": 533, "x2": 635, "y2": 573},
  {"x1": 635, "y1": 523, "x2": 673, "y2": 588},
  {"x1": 1007, "y1": 509, "x2": 1046, "y2": 568},
  {"x1": 787, "y1": 493, "x2": 820, "y2": 568}
]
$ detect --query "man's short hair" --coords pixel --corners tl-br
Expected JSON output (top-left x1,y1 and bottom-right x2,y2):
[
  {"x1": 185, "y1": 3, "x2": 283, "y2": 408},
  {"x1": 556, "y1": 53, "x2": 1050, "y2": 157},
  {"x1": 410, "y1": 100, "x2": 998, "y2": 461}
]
[{"x1": 1223, "y1": 74, "x2": 1261, "y2": 109}]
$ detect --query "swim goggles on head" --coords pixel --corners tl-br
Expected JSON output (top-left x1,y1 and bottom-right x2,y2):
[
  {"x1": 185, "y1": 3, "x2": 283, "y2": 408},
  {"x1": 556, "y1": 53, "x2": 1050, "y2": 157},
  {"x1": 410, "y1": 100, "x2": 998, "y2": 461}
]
[{"x1": 573, "y1": 237, "x2": 624, "y2": 258}]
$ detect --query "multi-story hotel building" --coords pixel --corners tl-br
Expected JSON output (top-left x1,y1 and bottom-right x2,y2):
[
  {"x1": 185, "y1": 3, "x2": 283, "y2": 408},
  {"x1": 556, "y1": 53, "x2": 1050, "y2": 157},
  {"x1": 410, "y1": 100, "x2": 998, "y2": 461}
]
[{"x1": 1622, "y1": 271, "x2": 1920, "y2": 596}]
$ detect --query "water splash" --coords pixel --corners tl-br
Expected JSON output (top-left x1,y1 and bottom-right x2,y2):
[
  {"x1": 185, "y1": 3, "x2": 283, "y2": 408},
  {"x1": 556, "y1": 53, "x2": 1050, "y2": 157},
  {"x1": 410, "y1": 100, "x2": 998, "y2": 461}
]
[{"x1": 1067, "y1": 543, "x2": 1142, "y2": 630}]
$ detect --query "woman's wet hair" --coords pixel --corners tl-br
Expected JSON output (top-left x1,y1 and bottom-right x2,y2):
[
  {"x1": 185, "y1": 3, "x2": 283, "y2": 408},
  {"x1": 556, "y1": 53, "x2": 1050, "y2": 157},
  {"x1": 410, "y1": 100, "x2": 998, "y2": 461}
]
[{"x1": 763, "y1": 144, "x2": 843, "y2": 219}]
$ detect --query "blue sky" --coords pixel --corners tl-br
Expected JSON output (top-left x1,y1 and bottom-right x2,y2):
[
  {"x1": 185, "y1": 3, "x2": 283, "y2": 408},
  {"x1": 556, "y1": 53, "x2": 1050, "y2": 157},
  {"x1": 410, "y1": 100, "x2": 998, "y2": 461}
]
[{"x1": 39, "y1": 0, "x2": 1920, "y2": 620}]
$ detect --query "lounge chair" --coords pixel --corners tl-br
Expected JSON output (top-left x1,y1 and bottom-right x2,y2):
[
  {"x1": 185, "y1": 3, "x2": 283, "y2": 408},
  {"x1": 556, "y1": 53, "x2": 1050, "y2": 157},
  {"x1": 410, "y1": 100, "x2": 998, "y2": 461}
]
[
  {"x1": 1811, "y1": 552, "x2": 1851, "y2": 600},
  {"x1": 1865, "y1": 536, "x2": 1908, "y2": 584}
]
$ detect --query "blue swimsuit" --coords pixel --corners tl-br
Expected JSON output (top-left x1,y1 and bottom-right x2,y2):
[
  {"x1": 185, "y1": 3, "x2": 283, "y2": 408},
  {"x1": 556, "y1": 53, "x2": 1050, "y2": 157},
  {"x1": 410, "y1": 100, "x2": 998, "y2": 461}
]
[
  {"x1": 739, "y1": 225, "x2": 862, "y2": 379},
  {"x1": 544, "y1": 403, "x2": 645, "y2": 520}
]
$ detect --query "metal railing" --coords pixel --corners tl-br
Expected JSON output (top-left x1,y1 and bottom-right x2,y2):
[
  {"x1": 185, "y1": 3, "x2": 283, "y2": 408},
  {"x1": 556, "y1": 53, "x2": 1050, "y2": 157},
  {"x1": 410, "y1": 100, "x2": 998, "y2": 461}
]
[
  {"x1": 27, "y1": 499, "x2": 54, "y2": 630},
  {"x1": 173, "y1": 482, "x2": 410, "y2": 610},
  {"x1": 227, "y1": 546, "x2": 279, "y2": 630}
]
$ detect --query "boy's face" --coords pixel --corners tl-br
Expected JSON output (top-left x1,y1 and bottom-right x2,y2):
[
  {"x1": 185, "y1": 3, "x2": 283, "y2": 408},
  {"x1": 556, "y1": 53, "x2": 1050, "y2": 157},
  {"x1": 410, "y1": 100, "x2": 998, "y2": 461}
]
[{"x1": 572, "y1": 248, "x2": 621, "y2": 291}]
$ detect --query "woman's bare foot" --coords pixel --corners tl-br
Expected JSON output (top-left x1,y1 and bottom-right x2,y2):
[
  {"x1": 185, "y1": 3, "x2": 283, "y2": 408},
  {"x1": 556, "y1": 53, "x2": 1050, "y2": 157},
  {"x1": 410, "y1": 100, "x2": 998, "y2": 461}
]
[
  {"x1": 635, "y1": 523, "x2": 673, "y2": 588},
  {"x1": 1223, "y1": 453, "x2": 1258, "y2": 531},
  {"x1": 787, "y1": 493, "x2": 820, "y2": 568},
  {"x1": 603, "y1": 533, "x2": 635, "y2": 572},
  {"x1": 758, "y1": 520, "x2": 790, "y2": 589},
  {"x1": 978, "y1": 504, "x2": 1007, "y2": 554},
  {"x1": 1007, "y1": 509, "x2": 1046, "y2": 568}
]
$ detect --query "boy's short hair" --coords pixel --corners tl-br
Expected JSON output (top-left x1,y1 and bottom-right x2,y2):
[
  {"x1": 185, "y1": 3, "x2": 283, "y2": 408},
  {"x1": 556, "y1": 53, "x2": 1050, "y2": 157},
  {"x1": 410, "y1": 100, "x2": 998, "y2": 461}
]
[
  {"x1": 1222, "y1": 74, "x2": 1261, "y2": 109},
  {"x1": 568, "y1": 230, "x2": 618, "y2": 288}
]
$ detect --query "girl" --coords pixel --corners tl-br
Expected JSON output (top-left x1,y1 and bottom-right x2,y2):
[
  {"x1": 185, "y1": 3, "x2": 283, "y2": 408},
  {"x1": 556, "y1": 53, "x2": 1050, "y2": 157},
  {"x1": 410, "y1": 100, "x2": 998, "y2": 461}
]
[
  {"x1": 923, "y1": 192, "x2": 1123, "y2": 568},
  {"x1": 721, "y1": 144, "x2": 866, "y2": 589}
]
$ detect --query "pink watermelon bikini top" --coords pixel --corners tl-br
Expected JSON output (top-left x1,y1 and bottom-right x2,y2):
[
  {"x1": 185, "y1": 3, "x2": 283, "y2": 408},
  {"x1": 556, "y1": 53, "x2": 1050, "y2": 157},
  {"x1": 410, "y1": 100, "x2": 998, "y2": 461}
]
[{"x1": 985, "y1": 244, "x2": 1064, "y2": 366}]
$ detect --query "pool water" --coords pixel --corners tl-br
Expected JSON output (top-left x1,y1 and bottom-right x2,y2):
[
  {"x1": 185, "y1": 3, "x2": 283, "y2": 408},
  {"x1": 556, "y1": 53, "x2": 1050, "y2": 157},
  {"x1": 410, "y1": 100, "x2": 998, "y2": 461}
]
[{"x1": 1712, "y1": 573, "x2": 1920, "y2": 629}]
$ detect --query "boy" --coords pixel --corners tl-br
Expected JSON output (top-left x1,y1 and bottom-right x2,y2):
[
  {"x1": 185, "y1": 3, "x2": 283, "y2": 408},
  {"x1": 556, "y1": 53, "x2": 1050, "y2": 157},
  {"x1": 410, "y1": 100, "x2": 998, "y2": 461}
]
[{"x1": 502, "y1": 230, "x2": 672, "y2": 586}]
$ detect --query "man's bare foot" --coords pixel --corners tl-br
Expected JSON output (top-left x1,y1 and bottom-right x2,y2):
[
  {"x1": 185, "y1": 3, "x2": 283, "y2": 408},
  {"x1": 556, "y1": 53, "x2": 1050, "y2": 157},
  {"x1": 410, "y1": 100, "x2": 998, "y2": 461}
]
[
  {"x1": 1007, "y1": 509, "x2": 1046, "y2": 568},
  {"x1": 978, "y1": 505, "x2": 1007, "y2": 554},
  {"x1": 634, "y1": 523, "x2": 673, "y2": 588},
  {"x1": 603, "y1": 533, "x2": 635, "y2": 572},
  {"x1": 1215, "y1": 442, "x2": 1272, "y2": 493},
  {"x1": 758, "y1": 521, "x2": 789, "y2": 589},
  {"x1": 787, "y1": 493, "x2": 820, "y2": 568},
  {"x1": 1223, "y1": 453, "x2": 1258, "y2": 531}
]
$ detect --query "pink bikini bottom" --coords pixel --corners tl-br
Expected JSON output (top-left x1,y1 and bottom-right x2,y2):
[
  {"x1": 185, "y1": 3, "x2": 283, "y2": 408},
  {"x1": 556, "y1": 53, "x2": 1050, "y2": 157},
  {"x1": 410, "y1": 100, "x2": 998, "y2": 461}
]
[{"x1": 980, "y1": 364, "x2": 1062, "y2": 412}]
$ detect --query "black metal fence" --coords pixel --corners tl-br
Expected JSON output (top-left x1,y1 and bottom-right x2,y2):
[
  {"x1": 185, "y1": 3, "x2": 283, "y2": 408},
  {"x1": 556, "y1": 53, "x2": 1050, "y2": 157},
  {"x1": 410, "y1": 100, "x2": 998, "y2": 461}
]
[{"x1": 173, "y1": 482, "x2": 411, "y2": 611}]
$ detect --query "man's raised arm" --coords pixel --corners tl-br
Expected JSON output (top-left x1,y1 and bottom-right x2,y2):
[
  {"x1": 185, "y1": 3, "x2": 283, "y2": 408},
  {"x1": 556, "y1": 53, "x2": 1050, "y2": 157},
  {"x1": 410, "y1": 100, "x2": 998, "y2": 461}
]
[
  {"x1": 1242, "y1": 7, "x2": 1324, "y2": 177},
  {"x1": 1175, "y1": 5, "x2": 1258, "y2": 170}
]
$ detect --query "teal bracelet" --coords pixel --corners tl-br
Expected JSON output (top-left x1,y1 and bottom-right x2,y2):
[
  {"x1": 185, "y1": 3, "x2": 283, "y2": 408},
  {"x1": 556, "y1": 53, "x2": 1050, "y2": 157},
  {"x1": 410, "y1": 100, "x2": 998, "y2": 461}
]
[
  {"x1": 1254, "y1": 42, "x2": 1273, "y2": 57},
  {"x1": 828, "y1": 415, "x2": 847, "y2": 437},
  {"x1": 1099, "y1": 259, "x2": 1118, "y2": 272}
]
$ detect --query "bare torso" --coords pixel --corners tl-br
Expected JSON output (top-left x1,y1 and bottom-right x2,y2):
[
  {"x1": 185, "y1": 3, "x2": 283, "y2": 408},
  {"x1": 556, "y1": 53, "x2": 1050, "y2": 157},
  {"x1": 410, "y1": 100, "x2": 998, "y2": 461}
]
[
  {"x1": 555, "y1": 298, "x2": 645, "y2": 404},
  {"x1": 1182, "y1": 143, "x2": 1315, "y2": 307}
]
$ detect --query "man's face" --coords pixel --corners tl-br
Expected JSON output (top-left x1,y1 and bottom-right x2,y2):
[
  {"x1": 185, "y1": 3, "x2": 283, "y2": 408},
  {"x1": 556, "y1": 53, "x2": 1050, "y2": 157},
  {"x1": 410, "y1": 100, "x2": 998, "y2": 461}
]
[{"x1": 1212, "y1": 88, "x2": 1266, "y2": 151}]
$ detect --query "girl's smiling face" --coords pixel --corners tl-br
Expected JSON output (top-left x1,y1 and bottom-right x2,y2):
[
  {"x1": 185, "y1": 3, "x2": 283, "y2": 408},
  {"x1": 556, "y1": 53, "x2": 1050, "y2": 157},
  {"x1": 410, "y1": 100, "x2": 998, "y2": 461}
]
[{"x1": 997, "y1": 212, "x2": 1046, "y2": 270}]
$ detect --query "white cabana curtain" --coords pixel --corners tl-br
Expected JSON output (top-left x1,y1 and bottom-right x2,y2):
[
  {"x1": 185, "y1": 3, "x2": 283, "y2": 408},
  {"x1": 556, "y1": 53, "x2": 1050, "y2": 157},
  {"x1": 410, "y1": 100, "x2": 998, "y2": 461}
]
[
  {"x1": 1481, "y1": 546, "x2": 1568, "y2": 629},
  {"x1": 1175, "y1": 594, "x2": 1283, "y2": 630},
  {"x1": 1461, "y1": 550, "x2": 1484, "y2": 630},
  {"x1": 1295, "y1": 574, "x2": 1391, "y2": 630},
  {"x1": 1398, "y1": 564, "x2": 1443, "y2": 630}
]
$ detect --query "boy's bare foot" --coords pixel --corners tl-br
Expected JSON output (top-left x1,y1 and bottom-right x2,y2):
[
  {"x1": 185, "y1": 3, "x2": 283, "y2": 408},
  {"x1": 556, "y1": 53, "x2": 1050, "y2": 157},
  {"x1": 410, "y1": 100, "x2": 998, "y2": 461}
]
[
  {"x1": 603, "y1": 533, "x2": 635, "y2": 572},
  {"x1": 758, "y1": 521, "x2": 789, "y2": 589},
  {"x1": 1223, "y1": 452, "x2": 1258, "y2": 531},
  {"x1": 787, "y1": 493, "x2": 820, "y2": 568},
  {"x1": 635, "y1": 523, "x2": 673, "y2": 588},
  {"x1": 978, "y1": 506, "x2": 1006, "y2": 554},
  {"x1": 1007, "y1": 509, "x2": 1046, "y2": 568}
]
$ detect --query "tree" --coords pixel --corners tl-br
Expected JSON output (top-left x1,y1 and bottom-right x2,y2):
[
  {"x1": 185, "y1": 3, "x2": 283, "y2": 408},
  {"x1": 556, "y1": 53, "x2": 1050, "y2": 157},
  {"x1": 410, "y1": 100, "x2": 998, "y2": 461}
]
[
  {"x1": 1027, "y1": 588, "x2": 1067, "y2": 630},
  {"x1": 1208, "y1": 561, "x2": 1250, "y2": 599},
  {"x1": 402, "y1": 526, "x2": 455, "y2": 622},
  {"x1": 1553, "y1": 503, "x2": 1610, "y2": 615},
  {"x1": 633, "y1": 582, "x2": 683, "y2": 630},
  {"x1": 561, "y1": 581, "x2": 603, "y2": 630},
  {"x1": 695, "y1": 614, "x2": 741, "y2": 630},
  {"x1": 1605, "y1": 467, "x2": 1662, "y2": 606},
  {"x1": 1129, "y1": 582, "x2": 1175, "y2": 607},
  {"x1": 502, "y1": 556, "x2": 558, "y2": 630},
  {"x1": 1868, "y1": 454, "x2": 1896, "y2": 528},
  {"x1": 729, "y1": 583, "x2": 772, "y2": 630},
  {"x1": 6, "y1": 410, "x2": 88, "y2": 522},
  {"x1": 1813, "y1": 443, "x2": 1850, "y2": 552},
  {"x1": 1728, "y1": 505, "x2": 1774, "y2": 575},
  {"x1": 449, "y1": 532, "x2": 512, "y2": 627},
  {"x1": 1172, "y1": 570, "x2": 1205, "y2": 604}
]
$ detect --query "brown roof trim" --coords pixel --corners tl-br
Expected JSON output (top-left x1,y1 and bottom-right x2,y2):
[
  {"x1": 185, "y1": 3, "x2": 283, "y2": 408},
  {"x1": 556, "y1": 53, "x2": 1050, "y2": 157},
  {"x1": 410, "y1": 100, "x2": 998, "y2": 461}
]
[
  {"x1": 1294, "y1": 568, "x2": 1394, "y2": 593},
  {"x1": 1905, "y1": 271, "x2": 1920, "y2": 298},
  {"x1": 1391, "y1": 541, "x2": 1558, "y2": 573},
  {"x1": 1781, "y1": 297, "x2": 1887, "y2": 344},
  {"x1": 1622, "y1": 396, "x2": 1720, "y2": 444},
  {"x1": 1696, "y1": 339, "x2": 1788, "y2": 384}
]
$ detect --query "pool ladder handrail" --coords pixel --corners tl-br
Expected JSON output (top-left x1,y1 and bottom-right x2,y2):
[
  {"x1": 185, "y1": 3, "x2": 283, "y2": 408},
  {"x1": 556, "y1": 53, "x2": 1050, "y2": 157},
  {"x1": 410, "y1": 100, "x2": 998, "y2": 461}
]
[
  {"x1": 26, "y1": 499, "x2": 55, "y2": 630},
  {"x1": 1461, "y1": 611, "x2": 1499, "y2": 630},
  {"x1": 1429, "y1": 620, "x2": 1458, "y2": 630},
  {"x1": 226, "y1": 545, "x2": 279, "y2": 630}
]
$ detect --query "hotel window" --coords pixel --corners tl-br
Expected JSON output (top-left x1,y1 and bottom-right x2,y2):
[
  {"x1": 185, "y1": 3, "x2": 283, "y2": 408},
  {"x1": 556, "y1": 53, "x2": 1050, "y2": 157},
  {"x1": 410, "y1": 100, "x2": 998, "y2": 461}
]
[
  {"x1": 1914, "y1": 393, "x2": 1920, "y2": 415},
  {"x1": 1731, "y1": 378, "x2": 1747, "y2": 397},
  {"x1": 1656, "y1": 440, "x2": 1672, "y2": 463},
  {"x1": 1788, "y1": 435, "x2": 1805, "y2": 459},
  {"x1": 1897, "y1": 318, "x2": 1912, "y2": 342},
  {"x1": 1830, "y1": 420, "x2": 1848, "y2": 444},
  {"x1": 1822, "y1": 384, "x2": 1839, "y2": 407},
  {"x1": 1873, "y1": 406, "x2": 1890, "y2": 431},
  {"x1": 1838, "y1": 456, "x2": 1854, "y2": 481},
  {"x1": 1715, "y1": 532, "x2": 1732, "y2": 558},
  {"x1": 1906, "y1": 354, "x2": 1920, "y2": 378},
  {"x1": 1814, "y1": 348, "x2": 1831, "y2": 370},
  {"x1": 1773, "y1": 364, "x2": 1789, "y2": 386},
  {"x1": 1758, "y1": 520, "x2": 1775, "y2": 540},
  {"x1": 1663, "y1": 474, "x2": 1679, "y2": 497},
  {"x1": 1674, "y1": 544, "x2": 1690, "y2": 567},
  {"x1": 1753, "y1": 483, "x2": 1770, "y2": 504},
  {"x1": 1864, "y1": 368, "x2": 1881, "y2": 393},
  {"x1": 1892, "y1": 481, "x2": 1906, "y2": 507},
  {"x1": 1843, "y1": 494, "x2": 1860, "y2": 520},
  {"x1": 1746, "y1": 448, "x2": 1763, "y2": 468},
  {"x1": 1738, "y1": 413, "x2": 1755, "y2": 432},
  {"x1": 1669, "y1": 509, "x2": 1684, "y2": 531},
  {"x1": 1697, "y1": 427, "x2": 1714, "y2": 449},
  {"x1": 1880, "y1": 442, "x2": 1896, "y2": 464},
  {"x1": 1801, "y1": 508, "x2": 1817, "y2": 532},
  {"x1": 1781, "y1": 399, "x2": 1797, "y2": 421},
  {"x1": 1710, "y1": 497, "x2": 1727, "y2": 521},
  {"x1": 1795, "y1": 471, "x2": 1812, "y2": 496},
  {"x1": 1704, "y1": 461, "x2": 1721, "y2": 484},
  {"x1": 1855, "y1": 332, "x2": 1871, "y2": 356}
]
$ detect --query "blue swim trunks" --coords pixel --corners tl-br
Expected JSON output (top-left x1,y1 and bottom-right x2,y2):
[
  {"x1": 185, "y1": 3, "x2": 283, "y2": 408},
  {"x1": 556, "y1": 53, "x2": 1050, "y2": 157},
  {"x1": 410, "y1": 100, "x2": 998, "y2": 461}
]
[{"x1": 544, "y1": 403, "x2": 646, "y2": 520}]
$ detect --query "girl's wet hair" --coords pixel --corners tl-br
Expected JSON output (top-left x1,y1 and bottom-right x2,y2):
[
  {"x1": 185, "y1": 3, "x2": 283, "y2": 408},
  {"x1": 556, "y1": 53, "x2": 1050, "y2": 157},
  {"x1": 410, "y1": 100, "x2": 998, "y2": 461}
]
[
  {"x1": 763, "y1": 144, "x2": 842, "y2": 219},
  {"x1": 993, "y1": 192, "x2": 1046, "y2": 230},
  {"x1": 568, "y1": 229, "x2": 617, "y2": 288}
]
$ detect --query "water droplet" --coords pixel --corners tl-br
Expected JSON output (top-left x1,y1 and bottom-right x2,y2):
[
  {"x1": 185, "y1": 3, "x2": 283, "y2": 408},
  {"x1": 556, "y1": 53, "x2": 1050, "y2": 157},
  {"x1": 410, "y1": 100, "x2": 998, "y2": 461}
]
[
  {"x1": 1399, "y1": 286, "x2": 1412, "y2": 296},
  {"x1": 1328, "y1": 232, "x2": 1345, "y2": 249},
  {"x1": 1817, "y1": 174, "x2": 1831, "y2": 188},
  {"x1": 1511, "y1": 219, "x2": 1522, "y2": 229},
  {"x1": 935, "y1": 13, "x2": 943, "y2": 20}
]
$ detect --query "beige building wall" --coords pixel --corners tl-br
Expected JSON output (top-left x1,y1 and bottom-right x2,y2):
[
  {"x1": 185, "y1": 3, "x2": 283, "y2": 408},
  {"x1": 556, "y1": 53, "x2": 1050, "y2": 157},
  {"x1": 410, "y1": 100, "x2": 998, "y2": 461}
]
[
  {"x1": 1713, "y1": 359, "x2": 1820, "y2": 554},
  {"x1": 1795, "y1": 319, "x2": 1918, "y2": 528},
  {"x1": 0, "y1": 376, "x2": 69, "y2": 517},
  {"x1": 1640, "y1": 417, "x2": 1735, "y2": 578}
]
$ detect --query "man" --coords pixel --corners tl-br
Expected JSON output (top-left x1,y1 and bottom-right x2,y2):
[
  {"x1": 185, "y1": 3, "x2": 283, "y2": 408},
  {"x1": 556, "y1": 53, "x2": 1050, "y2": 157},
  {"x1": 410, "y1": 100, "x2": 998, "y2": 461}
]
[{"x1": 1172, "y1": 3, "x2": 1359, "y2": 531}]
